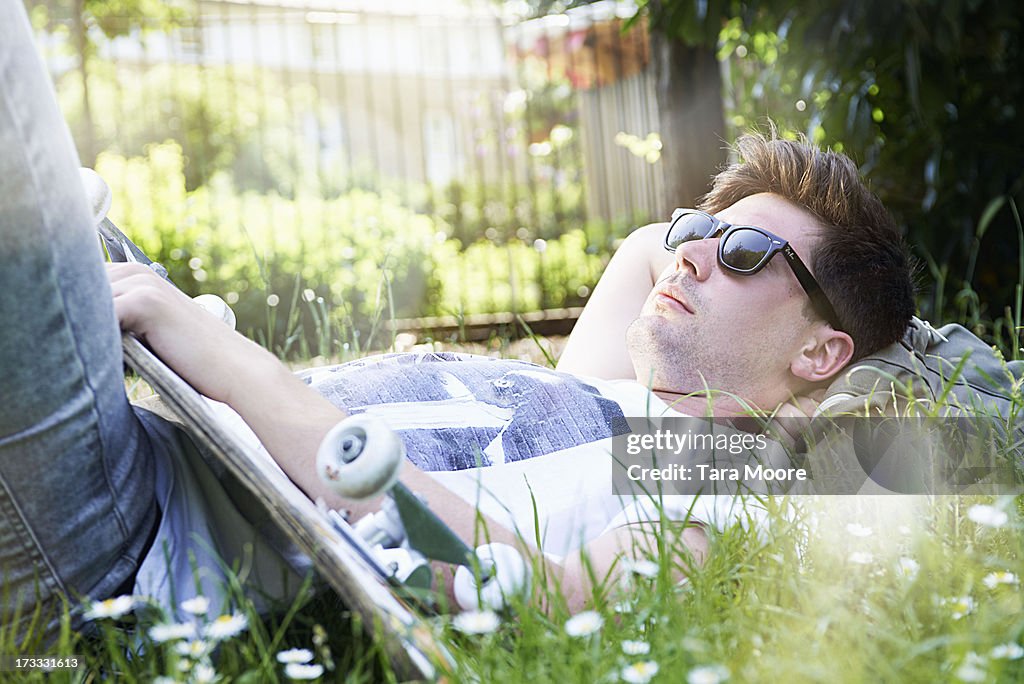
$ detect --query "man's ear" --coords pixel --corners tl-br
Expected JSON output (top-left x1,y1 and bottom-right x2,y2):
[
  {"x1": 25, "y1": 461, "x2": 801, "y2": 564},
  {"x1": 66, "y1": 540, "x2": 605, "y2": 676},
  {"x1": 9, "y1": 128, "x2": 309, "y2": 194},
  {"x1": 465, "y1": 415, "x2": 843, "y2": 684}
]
[{"x1": 790, "y1": 328, "x2": 855, "y2": 384}]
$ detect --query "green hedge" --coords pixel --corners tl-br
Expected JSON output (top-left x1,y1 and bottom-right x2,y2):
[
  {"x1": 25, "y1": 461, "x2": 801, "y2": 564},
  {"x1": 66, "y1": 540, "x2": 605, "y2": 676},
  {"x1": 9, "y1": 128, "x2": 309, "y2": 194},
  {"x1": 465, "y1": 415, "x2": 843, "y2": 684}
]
[{"x1": 96, "y1": 142, "x2": 609, "y2": 357}]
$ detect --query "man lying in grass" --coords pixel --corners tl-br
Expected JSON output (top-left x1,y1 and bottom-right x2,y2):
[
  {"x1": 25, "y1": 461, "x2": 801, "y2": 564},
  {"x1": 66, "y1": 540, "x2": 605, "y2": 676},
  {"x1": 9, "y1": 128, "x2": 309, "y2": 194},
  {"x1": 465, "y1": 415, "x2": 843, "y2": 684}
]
[{"x1": 0, "y1": 2, "x2": 914, "y2": 641}]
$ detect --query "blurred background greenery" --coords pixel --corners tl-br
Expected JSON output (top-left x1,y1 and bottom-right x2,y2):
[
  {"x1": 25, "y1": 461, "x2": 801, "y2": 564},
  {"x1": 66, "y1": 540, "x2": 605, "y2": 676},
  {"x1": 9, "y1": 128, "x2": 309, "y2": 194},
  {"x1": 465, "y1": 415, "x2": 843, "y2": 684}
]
[{"x1": 24, "y1": 0, "x2": 1023, "y2": 356}]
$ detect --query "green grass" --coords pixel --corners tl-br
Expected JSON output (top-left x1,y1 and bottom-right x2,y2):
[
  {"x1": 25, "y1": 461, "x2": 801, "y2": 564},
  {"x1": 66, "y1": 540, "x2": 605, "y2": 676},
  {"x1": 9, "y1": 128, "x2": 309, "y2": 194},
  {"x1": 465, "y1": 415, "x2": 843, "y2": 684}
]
[
  {"x1": 4, "y1": 495, "x2": 1024, "y2": 682},
  {"x1": 455, "y1": 496, "x2": 1024, "y2": 683}
]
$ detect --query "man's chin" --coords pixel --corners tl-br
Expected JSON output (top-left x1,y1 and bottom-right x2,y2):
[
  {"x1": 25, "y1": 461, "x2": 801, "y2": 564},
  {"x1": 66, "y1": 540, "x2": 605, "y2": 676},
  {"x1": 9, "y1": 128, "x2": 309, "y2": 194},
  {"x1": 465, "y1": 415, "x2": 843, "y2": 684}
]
[
  {"x1": 628, "y1": 312, "x2": 683, "y2": 343},
  {"x1": 628, "y1": 322, "x2": 691, "y2": 377}
]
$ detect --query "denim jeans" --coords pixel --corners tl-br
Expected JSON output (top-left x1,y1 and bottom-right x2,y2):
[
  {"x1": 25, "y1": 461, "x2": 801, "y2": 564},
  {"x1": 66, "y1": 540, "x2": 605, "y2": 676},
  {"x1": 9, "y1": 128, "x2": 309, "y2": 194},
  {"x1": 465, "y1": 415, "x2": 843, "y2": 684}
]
[{"x1": 0, "y1": 2, "x2": 172, "y2": 639}]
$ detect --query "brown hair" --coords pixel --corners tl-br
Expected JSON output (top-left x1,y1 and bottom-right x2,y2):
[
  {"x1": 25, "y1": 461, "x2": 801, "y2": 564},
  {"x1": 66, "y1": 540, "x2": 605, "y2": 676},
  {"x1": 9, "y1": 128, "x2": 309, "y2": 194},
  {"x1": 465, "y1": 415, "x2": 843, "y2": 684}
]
[{"x1": 698, "y1": 131, "x2": 916, "y2": 361}]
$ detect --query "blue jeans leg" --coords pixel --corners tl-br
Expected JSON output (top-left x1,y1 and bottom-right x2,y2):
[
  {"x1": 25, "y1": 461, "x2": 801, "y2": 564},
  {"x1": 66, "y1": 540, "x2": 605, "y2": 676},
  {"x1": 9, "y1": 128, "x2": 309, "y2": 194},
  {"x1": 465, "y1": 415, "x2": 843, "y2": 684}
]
[{"x1": 0, "y1": 1, "x2": 162, "y2": 639}]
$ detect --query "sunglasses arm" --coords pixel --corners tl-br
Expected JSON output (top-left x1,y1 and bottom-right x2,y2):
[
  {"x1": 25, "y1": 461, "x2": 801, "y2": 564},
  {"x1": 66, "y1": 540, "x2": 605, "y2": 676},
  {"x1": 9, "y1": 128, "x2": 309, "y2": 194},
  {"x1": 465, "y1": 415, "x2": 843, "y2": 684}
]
[{"x1": 781, "y1": 245, "x2": 842, "y2": 330}]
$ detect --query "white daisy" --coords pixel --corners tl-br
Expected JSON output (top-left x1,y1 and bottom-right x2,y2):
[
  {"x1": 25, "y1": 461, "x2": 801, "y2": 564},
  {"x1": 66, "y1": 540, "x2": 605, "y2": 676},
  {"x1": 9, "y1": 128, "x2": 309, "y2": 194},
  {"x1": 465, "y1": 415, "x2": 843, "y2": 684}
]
[
  {"x1": 621, "y1": 661, "x2": 659, "y2": 684},
  {"x1": 83, "y1": 595, "x2": 135, "y2": 621},
  {"x1": 990, "y1": 642, "x2": 1024, "y2": 660},
  {"x1": 191, "y1": 662, "x2": 218, "y2": 683},
  {"x1": 941, "y1": 596, "x2": 975, "y2": 620},
  {"x1": 276, "y1": 648, "x2": 315, "y2": 664},
  {"x1": 149, "y1": 622, "x2": 196, "y2": 643},
  {"x1": 687, "y1": 664, "x2": 730, "y2": 684},
  {"x1": 622, "y1": 640, "x2": 651, "y2": 656},
  {"x1": 181, "y1": 596, "x2": 210, "y2": 616},
  {"x1": 153, "y1": 677, "x2": 179, "y2": 684},
  {"x1": 284, "y1": 663, "x2": 325, "y2": 680},
  {"x1": 845, "y1": 523, "x2": 873, "y2": 537},
  {"x1": 452, "y1": 610, "x2": 500, "y2": 635},
  {"x1": 174, "y1": 640, "x2": 211, "y2": 659},
  {"x1": 625, "y1": 559, "x2": 660, "y2": 578},
  {"x1": 848, "y1": 551, "x2": 874, "y2": 565},
  {"x1": 955, "y1": 652, "x2": 987, "y2": 682},
  {"x1": 966, "y1": 504, "x2": 1008, "y2": 528},
  {"x1": 982, "y1": 571, "x2": 1018, "y2": 589},
  {"x1": 203, "y1": 613, "x2": 248, "y2": 640},
  {"x1": 564, "y1": 610, "x2": 603, "y2": 638},
  {"x1": 896, "y1": 557, "x2": 920, "y2": 580}
]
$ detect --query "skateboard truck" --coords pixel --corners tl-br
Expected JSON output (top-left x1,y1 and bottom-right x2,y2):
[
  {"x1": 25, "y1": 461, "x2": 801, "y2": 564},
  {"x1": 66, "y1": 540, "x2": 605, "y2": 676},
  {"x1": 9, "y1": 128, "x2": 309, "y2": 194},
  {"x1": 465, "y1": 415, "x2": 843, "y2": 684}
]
[{"x1": 317, "y1": 414, "x2": 532, "y2": 610}]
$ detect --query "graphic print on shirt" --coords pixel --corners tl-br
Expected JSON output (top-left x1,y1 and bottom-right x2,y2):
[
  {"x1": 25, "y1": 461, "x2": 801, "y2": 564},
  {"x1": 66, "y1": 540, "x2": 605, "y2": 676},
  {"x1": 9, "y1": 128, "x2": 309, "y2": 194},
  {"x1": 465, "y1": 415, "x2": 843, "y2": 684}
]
[{"x1": 302, "y1": 353, "x2": 626, "y2": 471}]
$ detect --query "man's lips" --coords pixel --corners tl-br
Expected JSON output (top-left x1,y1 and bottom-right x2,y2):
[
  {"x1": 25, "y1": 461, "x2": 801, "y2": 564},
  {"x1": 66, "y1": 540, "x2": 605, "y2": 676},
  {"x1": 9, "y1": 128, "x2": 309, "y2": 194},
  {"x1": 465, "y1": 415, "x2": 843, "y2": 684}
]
[{"x1": 654, "y1": 285, "x2": 694, "y2": 314}]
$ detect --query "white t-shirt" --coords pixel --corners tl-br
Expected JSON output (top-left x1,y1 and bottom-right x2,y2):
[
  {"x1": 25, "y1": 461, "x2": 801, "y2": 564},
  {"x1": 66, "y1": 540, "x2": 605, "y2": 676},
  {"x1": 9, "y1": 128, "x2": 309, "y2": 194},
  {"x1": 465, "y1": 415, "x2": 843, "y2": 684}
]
[
  {"x1": 135, "y1": 352, "x2": 760, "y2": 612},
  {"x1": 298, "y1": 352, "x2": 759, "y2": 560}
]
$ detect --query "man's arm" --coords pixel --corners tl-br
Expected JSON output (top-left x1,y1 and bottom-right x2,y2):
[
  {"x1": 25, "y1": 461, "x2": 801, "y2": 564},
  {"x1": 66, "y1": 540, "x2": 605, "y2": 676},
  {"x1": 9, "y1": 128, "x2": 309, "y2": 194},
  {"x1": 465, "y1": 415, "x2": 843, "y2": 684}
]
[
  {"x1": 107, "y1": 263, "x2": 706, "y2": 610},
  {"x1": 556, "y1": 222, "x2": 674, "y2": 379},
  {"x1": 108, "y1": 263, "x2": 513, "y2": 540}
]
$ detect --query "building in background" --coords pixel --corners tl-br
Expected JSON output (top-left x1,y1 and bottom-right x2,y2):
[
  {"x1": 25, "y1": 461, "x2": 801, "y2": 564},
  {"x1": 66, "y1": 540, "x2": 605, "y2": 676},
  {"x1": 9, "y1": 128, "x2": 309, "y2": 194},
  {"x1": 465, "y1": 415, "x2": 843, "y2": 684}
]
[{"x1": 509, "y1": 2, "x2": 664, "y2": 228}]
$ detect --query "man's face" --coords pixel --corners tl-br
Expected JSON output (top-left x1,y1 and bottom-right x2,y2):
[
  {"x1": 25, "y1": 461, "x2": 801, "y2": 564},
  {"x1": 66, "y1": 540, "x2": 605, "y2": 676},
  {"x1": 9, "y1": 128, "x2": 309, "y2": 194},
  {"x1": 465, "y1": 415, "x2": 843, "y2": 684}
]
[{"x1": 626, "y1": 193, "x2": 826, "y2": 408}]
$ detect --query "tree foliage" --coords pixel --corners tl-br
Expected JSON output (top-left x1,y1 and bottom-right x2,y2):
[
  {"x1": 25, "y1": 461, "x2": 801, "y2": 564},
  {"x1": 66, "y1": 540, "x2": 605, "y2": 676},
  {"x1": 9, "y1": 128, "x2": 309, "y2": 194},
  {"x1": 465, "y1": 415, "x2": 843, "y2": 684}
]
[
  {"x1": 29, "y1": 0, "x2": 188, "y2": 43},
  {"x1": 716, "y1": 0, "x2": 1023, "y2": 328},
  {"x1": 522, "y1": 0, "x2": 1024, "y2": 330},
  {"x1": 28, "y1": 0, "x2": 190, "y2": 163}
]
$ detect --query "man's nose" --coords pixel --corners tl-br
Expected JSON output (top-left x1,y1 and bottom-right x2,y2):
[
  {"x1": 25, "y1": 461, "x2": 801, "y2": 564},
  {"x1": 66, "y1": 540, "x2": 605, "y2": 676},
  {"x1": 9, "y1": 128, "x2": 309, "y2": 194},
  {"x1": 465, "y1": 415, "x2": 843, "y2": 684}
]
[{"x1": 674, "y1": 239, "x2": 715, "y2": 282}]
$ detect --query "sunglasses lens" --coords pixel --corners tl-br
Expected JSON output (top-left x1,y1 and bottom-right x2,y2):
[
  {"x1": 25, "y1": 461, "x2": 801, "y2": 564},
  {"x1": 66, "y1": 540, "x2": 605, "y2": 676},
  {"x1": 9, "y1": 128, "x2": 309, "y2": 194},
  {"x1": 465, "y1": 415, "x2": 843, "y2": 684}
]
[
  {"x1": 667, "y1": 213, "x2": 715, "y2": 249},
  {"x1": 721, "y1": 229, "x2": 772, "y2": 271}
]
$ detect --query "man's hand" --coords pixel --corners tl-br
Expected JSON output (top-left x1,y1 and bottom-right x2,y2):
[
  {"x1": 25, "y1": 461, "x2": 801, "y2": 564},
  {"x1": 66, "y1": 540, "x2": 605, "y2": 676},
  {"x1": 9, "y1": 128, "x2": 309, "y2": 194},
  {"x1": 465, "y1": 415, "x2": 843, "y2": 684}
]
[
  {"x1": 771, "y1": 390, "x2": 824, "y2": 449},
  {"x1": 107, "y1": 262, "x2": 350, "y2": 503},
  {"x1": 107, "y1": 262, "x2": 282, "y2": 405}
]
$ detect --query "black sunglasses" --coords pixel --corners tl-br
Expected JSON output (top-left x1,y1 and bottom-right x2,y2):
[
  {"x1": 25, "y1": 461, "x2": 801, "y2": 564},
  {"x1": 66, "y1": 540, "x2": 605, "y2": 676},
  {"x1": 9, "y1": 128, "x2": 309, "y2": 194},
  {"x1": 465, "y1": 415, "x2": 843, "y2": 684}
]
[{"x1": 664, "y1": 208, "x2": 842, "y2": 330}]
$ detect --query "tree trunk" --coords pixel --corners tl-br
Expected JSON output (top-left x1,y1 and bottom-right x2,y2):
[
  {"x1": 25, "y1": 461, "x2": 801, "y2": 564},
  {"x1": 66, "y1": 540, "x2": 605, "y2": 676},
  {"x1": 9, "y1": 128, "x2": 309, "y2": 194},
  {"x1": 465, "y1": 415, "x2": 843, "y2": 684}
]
[
  {"x1": 650, "y1": 30, "x2": 727, "y2": 214},
  {"x1": 73, "y1": 0, "x2": 96, "y2": 166}
]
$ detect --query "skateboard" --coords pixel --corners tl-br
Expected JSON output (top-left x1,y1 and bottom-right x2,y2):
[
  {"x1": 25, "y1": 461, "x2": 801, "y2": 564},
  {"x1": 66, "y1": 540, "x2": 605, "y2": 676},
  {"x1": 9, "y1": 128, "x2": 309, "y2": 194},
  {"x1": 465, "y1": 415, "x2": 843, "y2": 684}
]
[{"x1": 81, "y1": 170, "x2": 530, "y2": 681}]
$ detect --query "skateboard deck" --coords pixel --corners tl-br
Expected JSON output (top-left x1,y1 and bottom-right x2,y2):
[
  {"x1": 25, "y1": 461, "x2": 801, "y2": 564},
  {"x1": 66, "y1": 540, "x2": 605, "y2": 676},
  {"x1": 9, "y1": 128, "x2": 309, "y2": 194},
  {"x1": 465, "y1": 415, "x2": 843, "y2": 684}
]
[{"x1": 122, "y1": 333, "x2": 447, "y2": 681}]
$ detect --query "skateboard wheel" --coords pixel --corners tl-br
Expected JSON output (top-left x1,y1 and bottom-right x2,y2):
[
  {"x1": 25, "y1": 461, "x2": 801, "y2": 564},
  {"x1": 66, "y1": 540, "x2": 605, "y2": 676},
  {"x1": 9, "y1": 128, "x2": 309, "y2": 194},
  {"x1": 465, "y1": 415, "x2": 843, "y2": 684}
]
[
  {"x1": 316, "y1": 414, "x2": 404, "y2": 500},
  {"x1": 79, "y1": 168, "x2": 112, "y2": 226},
  {"x1": 453, "y1": 543, "x2": 530, "y2": 611},
  {"x1": 193, "y1": 294, "x2": 237, "y2": 330}
]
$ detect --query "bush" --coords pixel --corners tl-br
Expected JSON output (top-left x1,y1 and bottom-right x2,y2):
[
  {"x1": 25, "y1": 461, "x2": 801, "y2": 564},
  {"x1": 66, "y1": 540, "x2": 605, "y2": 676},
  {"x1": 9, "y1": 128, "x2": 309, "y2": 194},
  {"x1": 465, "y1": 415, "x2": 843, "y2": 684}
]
[
  {"x1": 432, "y1": 229, "x2": 605, "y2": 314},
  {"x1": 96, "y1": 142, "x2": 453, "y2": 356},
  {"x1": 94, "y1": 142, "x2": 610, "y2": 356}
]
